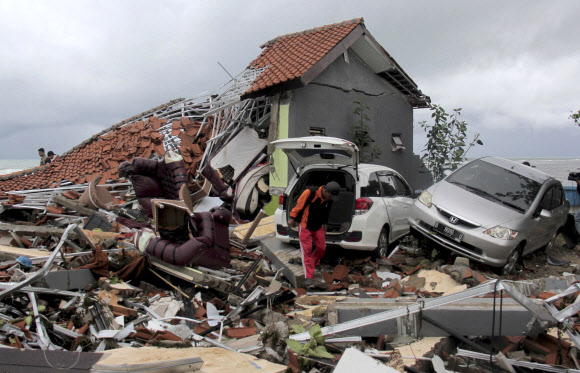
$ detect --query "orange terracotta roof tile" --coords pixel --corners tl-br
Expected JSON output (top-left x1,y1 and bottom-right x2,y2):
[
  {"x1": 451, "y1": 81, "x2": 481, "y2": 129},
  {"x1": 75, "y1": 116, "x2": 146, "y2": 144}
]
[
  {"x1": 244, "y1": 18, "x2": 362, "y2": 97},
  {"x1": 0, "y1": 99, "x2": 221, "y2": 193}
]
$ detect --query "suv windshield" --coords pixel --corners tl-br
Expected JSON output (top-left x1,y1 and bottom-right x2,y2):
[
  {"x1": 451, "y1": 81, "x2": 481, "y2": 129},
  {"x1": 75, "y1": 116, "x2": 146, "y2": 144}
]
[{"x1": 446, "y1": 159, "x2": 542, "y2": 213}]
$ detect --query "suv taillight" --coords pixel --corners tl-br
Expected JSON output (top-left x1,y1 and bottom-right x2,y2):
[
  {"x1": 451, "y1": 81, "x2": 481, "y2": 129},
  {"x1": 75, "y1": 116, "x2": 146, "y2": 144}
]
[
  {"x1": 355, "y1": 197, "x2": 373, "y2": 215},
  {"x1": 279, "y1": 195, "x2": 285, "y2": 208}
]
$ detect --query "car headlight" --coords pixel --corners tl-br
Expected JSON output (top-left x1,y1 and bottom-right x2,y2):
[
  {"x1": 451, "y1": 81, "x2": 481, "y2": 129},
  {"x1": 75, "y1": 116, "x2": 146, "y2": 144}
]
[
  {"x1": 418, "y1": 190, "x2": 432, "y2": 208},
  {"x1": 484, "y1": 226, "x2": 518, "y2": 240}
]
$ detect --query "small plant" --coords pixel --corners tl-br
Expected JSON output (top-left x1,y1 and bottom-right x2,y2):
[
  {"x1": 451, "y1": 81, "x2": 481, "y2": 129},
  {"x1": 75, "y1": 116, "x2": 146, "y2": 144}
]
[
  {"x1": 286, "y1": 324, "x2": 334, "y2": 359},
  {"x1": 349, "y1": 100, "x2": 382, "y2": 163},
  {"x1": 570, "y1": 109, "x2": 580, "y2": 127},
  {"x1": 420, "y1": 105, "x2": 483, "y2": 182}
]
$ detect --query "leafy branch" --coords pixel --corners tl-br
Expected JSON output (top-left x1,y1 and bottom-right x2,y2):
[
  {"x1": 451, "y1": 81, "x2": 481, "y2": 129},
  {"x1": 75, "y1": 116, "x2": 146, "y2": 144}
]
[
  {"x1": 348, "y1": 100, "x2": 382, "y2": 163},
  {"x1": 420, "y1": 105, "x2": 482, "y2": 182},
  {"x1": 286, "y1": 324, "x2": 334, "y2": 359},
  {"x1": 570, "y1": 109, "x2": 580, "y2": 127}
]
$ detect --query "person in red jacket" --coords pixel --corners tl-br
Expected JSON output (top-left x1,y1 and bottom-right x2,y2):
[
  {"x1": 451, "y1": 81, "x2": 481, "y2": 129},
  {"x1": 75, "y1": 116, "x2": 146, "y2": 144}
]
[{"x1": 288, "y1": 181, "x2": 340, "y2": 281}]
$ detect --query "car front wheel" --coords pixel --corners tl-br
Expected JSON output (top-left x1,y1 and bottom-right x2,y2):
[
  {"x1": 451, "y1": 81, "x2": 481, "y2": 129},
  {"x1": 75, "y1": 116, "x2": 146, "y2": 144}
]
[
  {"x1": 375, "y1": 228, "x2": 390, "y2": 258},
  {"x1": 501, "y1": 245, "x2": 523, "y2": 275}
]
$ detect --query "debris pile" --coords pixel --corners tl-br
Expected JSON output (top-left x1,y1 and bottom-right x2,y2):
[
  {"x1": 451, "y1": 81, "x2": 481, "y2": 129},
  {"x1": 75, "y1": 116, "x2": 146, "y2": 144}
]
[
  {"x1": 0, "y1": 69, "x2": 577, "y2": 371},
  {"x1": 1, "y1": 173, "x2": 580, "y2": 372}
]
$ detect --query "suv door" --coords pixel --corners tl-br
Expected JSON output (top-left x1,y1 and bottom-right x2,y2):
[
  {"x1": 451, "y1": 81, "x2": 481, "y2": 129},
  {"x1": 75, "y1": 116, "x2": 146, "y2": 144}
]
[{"x1": 378, "y1": 173, "x2": 411, "y2": 240}]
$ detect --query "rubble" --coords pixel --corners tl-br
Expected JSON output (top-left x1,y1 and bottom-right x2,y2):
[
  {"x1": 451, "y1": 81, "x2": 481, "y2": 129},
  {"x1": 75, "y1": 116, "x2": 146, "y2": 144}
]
[{"x1": 1, "y1": 185, "x2": 580, "y2": 373}]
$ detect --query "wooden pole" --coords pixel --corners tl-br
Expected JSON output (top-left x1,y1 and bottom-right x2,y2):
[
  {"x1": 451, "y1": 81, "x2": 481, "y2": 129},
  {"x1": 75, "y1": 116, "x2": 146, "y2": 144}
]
[
  {"x1": 148, "y1": 268, "x2": 190, "y2": 300},
  {"x1": 241, "y1": 209, "x2": 266, "y2": 246}
]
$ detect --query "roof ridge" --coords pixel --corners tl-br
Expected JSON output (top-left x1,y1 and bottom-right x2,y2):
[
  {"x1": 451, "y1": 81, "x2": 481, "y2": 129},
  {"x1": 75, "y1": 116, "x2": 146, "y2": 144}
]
[{"x1": 260, "y1": 17, "x2": 364, "y2": 49}]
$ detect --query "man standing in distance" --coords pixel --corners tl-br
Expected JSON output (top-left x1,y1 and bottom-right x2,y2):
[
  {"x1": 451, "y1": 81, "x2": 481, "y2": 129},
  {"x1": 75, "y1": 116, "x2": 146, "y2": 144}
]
[{"x1": 38, "y1": 148, "x2": 49, "y2": 165}]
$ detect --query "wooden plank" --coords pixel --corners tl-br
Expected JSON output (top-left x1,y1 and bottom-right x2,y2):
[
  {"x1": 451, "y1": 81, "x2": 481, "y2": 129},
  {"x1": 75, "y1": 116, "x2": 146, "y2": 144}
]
[
  {"x1": 95, "y1": 346, "x2": 286, "y2": 373},
  {"x1": 52, "y1": 194, "x2": 101, "y2": 217},
  {"x1": 149, "y1": 257, "x2": 233, "y2": 294},
  {"x1": 260, "y1": 235, "x2": 305, "y2": 288},
  {"x1": 0, "y1": 223, "x2": 79, "y2": 239},
  {"x1": 0, "y1": 348, "x2": 103, "y2": 371},
  {"x1": 0, "y1": 245, "x2": 50, "y2": 258},
  {"x1": 232, "y1": 214, "x2": 275, "y2": 241},
  {"x1": 241, "y1": 210, "x2": 267, "y2": 245}
]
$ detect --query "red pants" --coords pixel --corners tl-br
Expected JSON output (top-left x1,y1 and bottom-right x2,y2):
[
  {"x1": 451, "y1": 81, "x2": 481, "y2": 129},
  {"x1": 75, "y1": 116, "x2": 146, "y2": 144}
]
[{"x1": 298, "y1": 226, "x2": 326, "y2": 279}]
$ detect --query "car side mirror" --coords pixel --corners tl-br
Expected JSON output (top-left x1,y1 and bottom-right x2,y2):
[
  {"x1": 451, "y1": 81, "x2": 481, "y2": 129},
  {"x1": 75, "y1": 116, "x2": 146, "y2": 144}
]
[
  {"x1": 413, "y1": 190, "x2": 422, "y2": 198},
  {"x1": 539, "y1": 209, "x2": 552, "y2": 219}
]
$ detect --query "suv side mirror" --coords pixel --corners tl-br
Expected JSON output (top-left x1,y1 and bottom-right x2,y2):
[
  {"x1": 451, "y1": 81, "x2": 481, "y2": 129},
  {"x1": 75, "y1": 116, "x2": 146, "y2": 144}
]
[
  {"x1": 413, "y1": 190, "x2": 422, "y2": 198},
  {"x1": 539, "y1": 209, "x2": 553, "y2": 219}
]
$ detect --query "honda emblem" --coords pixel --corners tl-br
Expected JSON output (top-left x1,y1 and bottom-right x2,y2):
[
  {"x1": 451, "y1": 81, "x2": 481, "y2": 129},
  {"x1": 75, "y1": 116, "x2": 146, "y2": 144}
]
[{"x1": 449, "y1": 216, "x2": 459, "y2": 225}]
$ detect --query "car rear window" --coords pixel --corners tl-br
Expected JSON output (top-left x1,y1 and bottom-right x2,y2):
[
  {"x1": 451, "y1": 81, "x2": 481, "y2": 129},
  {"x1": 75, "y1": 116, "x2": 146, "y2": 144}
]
[
  {"x1": 361, "y1": 173, "x2": 381, "y2": 197},
  {"x1": 446, "y1": 159, "x2": 542, "y2": 213}
]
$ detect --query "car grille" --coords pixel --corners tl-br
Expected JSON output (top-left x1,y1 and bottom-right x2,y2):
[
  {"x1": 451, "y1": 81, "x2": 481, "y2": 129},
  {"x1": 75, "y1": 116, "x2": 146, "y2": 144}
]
[
  {"x1": 436, "y1": 207, "x2": 480, "y2": 228},
  {"x1": 418, "y1": 221, "x2": 483, "y2": 256}
]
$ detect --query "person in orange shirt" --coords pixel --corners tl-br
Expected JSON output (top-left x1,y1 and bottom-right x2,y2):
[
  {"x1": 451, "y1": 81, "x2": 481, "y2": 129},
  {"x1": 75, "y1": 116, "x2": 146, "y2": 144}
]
[{"x1": 288, "y1": 181, "x2": 340, "y2": 282}]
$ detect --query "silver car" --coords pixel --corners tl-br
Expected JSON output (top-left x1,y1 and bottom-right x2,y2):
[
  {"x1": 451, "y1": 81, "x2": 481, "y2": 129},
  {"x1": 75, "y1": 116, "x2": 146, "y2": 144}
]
[{"x1": 409, "y1": 157, "x2": 569, "y2": 274}]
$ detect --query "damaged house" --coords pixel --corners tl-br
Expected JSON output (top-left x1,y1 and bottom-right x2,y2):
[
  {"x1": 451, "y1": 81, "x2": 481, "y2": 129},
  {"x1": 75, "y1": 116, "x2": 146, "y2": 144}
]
[
  {"x1": 244, "y1": 18, "x2": 432, "y2": 194},
  {"x1": 0, "y1": 17, "x2": 430, "y2": 218}
]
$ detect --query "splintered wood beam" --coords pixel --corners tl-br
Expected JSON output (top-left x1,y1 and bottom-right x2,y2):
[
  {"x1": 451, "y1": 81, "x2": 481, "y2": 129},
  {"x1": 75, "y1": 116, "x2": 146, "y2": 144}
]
[
  {"x1": 0, "y1": 223, "x2": 79, "y2": 240},
  {"x1": 52, "y1": 195, "x2": 102, "y2": 217},
  {"x1": 149, "y1": 257, "x2": 233, "y2": 294}
]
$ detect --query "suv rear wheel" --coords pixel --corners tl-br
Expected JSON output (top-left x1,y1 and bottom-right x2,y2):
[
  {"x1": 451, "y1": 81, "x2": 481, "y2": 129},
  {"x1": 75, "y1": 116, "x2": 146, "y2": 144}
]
[{"x1": 375, "y1": 228, "x2": 390, "y2": 258}]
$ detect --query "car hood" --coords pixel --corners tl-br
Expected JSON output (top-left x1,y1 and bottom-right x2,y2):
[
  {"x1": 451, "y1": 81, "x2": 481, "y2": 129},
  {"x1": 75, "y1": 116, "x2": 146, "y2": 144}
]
[
  {"x1": 431, "y1": 182, "x2": 523, "y2": 228},
  {"x1": 271, "y1": 136, "x2": 359, "y2": 169}
]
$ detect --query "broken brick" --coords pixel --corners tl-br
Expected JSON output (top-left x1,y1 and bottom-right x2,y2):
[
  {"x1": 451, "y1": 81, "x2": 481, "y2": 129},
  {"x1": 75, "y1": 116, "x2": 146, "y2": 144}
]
[
  {"x1": 46, "y1": 205, "x2": 66, "y2": 214},
  {"x1": 538, "y1": 292, "x2": 557, "y2": 300},
  {"x1": 62, "y1": 190, "x2": 80, "y2": 199},
  {"x1": 383, "y1": 279, "x2": 402, "y2": 298},
  {"x1": 462, "y1": 267, "x2": 473, "y2": 279},
  {"x1": 287, "y1": 348, "x2": 301, "y2": 373},
  {"x1": 404, "y1": 265, "x2": 424, "y2": 276},
  {"x1": 152, "y1": 330, "x2": 182, "y2": 342},
  {"x1": 194, "y1": 306, "x2": 206, "y2": 319},
  {"x1": 322, "y1": 271, "x2": 333, "y2": 285},
  {"x1": 225, "y1": 327, "x2": 256, "y2": 339},
  {"x1": 332, "y1": 264, "x2": 349, "y2": 281},
  {"x1": 523, "y1": 338, "x2": 552, "y2": 355}
]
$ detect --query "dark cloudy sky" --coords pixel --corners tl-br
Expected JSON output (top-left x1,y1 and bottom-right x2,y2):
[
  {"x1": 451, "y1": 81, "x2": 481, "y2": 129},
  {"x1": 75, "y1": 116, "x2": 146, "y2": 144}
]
[{"x1": 1, "y1": 1, "x2": 579, "y2": 160}]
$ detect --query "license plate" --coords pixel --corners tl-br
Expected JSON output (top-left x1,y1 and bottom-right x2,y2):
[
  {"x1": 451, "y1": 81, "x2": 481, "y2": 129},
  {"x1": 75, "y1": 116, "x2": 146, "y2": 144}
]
[{"x1": 433, "y1": 222, "x2": 464, "y2": 242}]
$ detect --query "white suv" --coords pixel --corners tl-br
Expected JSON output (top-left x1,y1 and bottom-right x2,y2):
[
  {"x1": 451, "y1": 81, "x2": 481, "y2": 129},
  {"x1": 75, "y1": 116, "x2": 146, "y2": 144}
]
[{"x1": 273, "y1": 136, "x2": 416, "y2": 256}]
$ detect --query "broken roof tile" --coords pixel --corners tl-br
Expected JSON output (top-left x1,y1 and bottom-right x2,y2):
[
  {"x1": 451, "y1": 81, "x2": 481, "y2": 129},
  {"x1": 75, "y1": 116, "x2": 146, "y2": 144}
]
[{"x1": 244, "y1": 18, "x2": 362, "y2": 98}]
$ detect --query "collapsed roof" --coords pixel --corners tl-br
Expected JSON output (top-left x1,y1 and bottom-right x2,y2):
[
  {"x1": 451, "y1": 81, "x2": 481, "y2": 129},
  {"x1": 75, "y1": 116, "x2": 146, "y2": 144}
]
[{"x1": 0, "y1": 18, "x2": 428, "y2": 194}]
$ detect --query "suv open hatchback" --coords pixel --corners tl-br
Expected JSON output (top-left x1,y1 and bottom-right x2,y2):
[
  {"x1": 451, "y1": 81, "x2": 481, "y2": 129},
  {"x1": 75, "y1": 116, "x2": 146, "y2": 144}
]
[{"x1": 273, "y1": 136, "x2": 415, "y2": 256}]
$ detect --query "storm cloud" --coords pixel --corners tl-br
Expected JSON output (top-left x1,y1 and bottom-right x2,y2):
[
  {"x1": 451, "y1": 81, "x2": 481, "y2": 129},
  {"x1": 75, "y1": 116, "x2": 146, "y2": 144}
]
[{"x1": 1, "y1": 1, "x2": 579, "y2": 159}]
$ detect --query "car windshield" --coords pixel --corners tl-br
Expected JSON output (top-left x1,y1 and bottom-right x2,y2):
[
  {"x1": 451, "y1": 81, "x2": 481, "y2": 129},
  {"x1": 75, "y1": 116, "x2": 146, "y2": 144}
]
[{"x1": 446, "y1": 159, "x2": 542, "y2": 213}]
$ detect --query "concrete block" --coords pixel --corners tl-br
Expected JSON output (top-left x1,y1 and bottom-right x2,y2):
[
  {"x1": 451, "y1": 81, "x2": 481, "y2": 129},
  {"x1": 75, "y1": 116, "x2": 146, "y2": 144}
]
[
  {"x1": 454, "y1": 257, "x2": 470, "y2": 267},
  {"x1": 44, "y1": 269, "x2": 96, "y2": 290},
  {"x1": 334, "y1": 348, "x2": 398, "y2": 373},
  {"x1": 328, "y1": 297, "x2": 540, "y2": 337},
  {"x1": 260, "y1": 236, "x2": 304, "y2": 287}
]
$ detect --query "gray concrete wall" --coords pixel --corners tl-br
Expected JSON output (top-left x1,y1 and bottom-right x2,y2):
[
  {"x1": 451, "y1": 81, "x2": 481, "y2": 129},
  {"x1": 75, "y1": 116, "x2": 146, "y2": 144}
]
[{"x1": 286, "y1": 50, "x2": 432, "y2": 189}]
